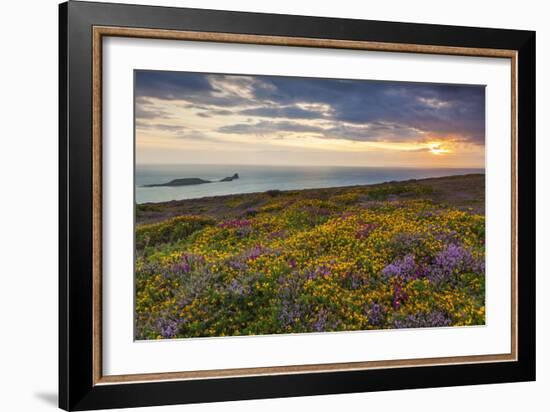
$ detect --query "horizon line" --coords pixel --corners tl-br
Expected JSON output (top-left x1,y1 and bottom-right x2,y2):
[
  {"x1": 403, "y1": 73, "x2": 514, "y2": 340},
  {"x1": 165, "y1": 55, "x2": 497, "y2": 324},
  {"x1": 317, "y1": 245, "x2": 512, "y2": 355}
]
[{"x1": 136, "y1": 163, "x2": 485, "y2": 170}]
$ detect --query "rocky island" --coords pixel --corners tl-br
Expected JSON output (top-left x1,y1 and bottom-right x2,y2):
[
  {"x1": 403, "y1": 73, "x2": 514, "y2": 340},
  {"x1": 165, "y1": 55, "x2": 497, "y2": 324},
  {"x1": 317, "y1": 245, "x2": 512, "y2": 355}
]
[
  {"x1": 143, "y1": 173, "x2": 239, "y2": 187},
  {"x1": 219, "y1": 173, "x2": 239, "y2": 182}
]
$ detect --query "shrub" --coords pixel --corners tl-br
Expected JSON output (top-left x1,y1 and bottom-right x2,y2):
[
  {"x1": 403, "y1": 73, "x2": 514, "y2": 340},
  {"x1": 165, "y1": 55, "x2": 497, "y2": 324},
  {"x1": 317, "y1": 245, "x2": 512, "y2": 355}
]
[
  {"x1": 265, "y1": 189, "x2": 283, "y2": 197},
  {"x1": 136, "y1": 215, "x2": 215, "y2": 250},
  {"x1": 366, "y1": 184, "x2": 433, "y2": 200}
]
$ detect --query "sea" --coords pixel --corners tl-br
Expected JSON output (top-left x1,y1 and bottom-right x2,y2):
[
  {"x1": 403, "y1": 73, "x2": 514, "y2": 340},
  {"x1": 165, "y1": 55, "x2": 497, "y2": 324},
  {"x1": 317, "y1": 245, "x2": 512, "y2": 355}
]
[{"x1": 135, "y1": 164, "x2": 484, "y2": 204}]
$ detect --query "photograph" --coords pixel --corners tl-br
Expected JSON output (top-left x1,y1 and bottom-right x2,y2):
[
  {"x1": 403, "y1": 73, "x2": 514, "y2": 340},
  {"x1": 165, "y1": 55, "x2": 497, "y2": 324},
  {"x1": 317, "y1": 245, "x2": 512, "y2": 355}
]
[
  {"x1": 54, "y1": 2, "x2": 536, "y2": 409},
  {"x1": 134, "y1": 71, "x2": 487, "y2": 340}
]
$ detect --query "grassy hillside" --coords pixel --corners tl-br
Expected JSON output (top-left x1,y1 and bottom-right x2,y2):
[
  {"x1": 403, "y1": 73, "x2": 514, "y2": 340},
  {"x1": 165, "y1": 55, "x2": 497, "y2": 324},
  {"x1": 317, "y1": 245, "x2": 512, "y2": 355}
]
[{"x1": 135, "y1": 174, "x2": 485, "y2": 340}]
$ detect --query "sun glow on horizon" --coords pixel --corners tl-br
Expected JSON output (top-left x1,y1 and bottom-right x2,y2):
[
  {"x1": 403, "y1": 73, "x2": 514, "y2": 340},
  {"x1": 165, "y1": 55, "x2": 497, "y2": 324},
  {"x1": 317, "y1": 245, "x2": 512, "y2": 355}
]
[{"x1": 429, "y1": 142, "x2": 451, "y2": 155}]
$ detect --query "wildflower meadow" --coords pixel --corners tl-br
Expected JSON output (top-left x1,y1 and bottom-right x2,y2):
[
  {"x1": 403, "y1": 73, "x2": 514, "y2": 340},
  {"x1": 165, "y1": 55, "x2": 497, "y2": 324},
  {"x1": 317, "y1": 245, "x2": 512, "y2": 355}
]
[{"x1": 135, "y1": 174, "x2": 485, "y2": 340}]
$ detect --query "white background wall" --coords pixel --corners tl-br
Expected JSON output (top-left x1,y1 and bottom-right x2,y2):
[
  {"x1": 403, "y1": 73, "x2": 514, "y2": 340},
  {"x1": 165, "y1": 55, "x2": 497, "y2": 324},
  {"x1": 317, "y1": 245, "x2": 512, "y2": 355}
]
[{"x1": 0, "y1": 0, "x2": 546, "y2": 411}]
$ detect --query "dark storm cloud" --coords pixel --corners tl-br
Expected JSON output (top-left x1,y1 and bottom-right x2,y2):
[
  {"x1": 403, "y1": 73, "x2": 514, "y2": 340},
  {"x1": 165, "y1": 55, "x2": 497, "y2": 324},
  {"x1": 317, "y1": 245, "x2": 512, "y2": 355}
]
[{"x1": 135, "y1": 70, "x2": 485, "y2": 145}]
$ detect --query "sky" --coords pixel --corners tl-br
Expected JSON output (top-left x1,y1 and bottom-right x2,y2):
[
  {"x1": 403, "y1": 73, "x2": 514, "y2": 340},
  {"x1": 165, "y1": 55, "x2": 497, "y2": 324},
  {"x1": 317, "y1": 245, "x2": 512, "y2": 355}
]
[{"x1": 135, "y1": 71, "x2": 485, "y2": 168}]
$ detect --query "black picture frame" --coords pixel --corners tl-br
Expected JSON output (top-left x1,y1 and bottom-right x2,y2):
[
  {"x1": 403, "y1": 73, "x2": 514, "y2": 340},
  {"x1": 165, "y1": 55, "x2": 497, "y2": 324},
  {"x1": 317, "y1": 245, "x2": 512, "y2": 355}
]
[{"x1": 59, "y1": 1, "x2": 536, "y2": 410}]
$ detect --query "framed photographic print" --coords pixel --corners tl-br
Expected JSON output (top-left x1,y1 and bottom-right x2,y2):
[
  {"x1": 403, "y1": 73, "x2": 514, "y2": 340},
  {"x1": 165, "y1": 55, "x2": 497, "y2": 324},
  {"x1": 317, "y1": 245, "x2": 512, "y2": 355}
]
[{"x1": 59, "y1": 1, "x2": 536, "y2": 410}]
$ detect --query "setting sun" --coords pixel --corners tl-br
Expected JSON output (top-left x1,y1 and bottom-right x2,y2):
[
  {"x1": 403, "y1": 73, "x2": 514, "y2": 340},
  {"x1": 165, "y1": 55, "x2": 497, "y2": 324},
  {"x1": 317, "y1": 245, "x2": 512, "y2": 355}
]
[{"x1": 429, "y1": 143, "x2": 450, "y2": 155}]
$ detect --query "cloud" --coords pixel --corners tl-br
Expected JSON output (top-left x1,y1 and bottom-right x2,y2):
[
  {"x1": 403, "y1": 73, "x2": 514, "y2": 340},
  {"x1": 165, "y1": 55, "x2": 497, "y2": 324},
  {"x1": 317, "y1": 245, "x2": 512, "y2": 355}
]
[
  {"x1": 135, "y1": 97, "x2": 173, "y2": 121},
  {"x1": 136, "y1": 120, "x2": 221, "y2": 143},
  {"x1": 324, "y1": 121, "x2": 424, "y2": 142},
  {"x1": 135, "y1": 71, "x2": 276, "y2": 108},
  {"x1": 218, "y1": 120, "x2": 323, "y2": 136},
  {"x1": 135, "y1": 71, "x2": 485, "y2": 146},
  {"x1": 136, "y1": 121, "x2": 186, "y2": 133},
  {"x1": 417, "y1": 96, "x2": 452, "y2": 109},
  {"x1": 218, "y1": 119, "x2": 426, "y2": 143},
  {"x1": 135, "y1": 71, "x2": 214, "y2": 100},
  {"x1": 173, "y1": 130, "x2": 219, "y2": 142},
  {"x1": 211, "y1": 109, "x2": 234, "y2": 116},
  {"x1": 238, "y1": 105, "x2": 327, "y2": 120}
]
